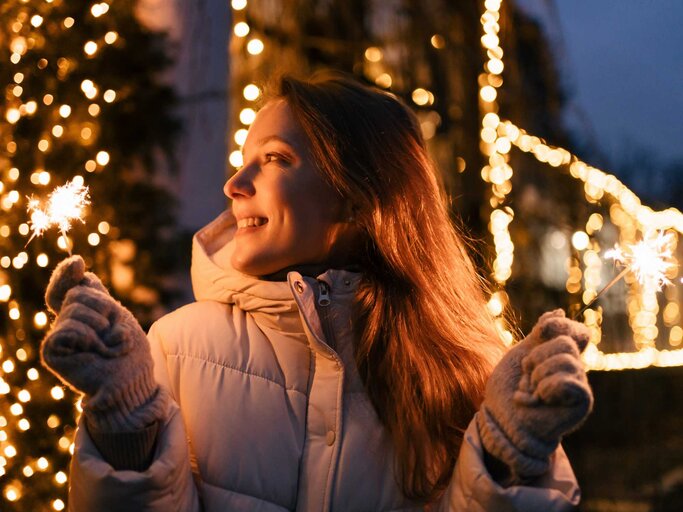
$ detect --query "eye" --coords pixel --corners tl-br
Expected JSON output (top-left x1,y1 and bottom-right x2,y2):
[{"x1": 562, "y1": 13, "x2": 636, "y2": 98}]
[{"x1": 264, "y1": 152, "x2": 291, "y2": 165}]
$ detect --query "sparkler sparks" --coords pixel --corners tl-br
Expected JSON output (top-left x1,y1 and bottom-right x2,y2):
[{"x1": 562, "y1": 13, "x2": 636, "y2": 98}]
[
  {"x1": 574, "y1": 230, "x2": 677, "y2": 320},
  {"x1": 26, "y1": 180, "x2": 91, "y2": 253},
  {"x1": 605, "y1": 230, "x2": 677, "y2": 290}
]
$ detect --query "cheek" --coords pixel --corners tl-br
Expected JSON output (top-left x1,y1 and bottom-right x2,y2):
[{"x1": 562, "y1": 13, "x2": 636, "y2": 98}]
[
  {"x1": 267, "y1": 188, "x2": 339, "y2": 262},
  {"x1": 299, "y1": 172, "x2": 341, "y2": 216},
  {"x1": 290, "y1": 204, "x2": 343, "y2": 260},
  {"x1": 285, "y1": 184, "x2": 340, "y2": 234}
]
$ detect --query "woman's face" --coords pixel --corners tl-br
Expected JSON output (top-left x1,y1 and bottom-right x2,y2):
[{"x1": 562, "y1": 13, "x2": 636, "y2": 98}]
[{"x1": 225, "y1": 99, "x2": 352, "y2": 277}]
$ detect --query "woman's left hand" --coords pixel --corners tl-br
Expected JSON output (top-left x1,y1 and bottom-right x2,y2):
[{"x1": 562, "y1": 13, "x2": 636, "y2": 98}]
[{"x1": 476, "y1": 309, "x2": 593, "y2": 483}]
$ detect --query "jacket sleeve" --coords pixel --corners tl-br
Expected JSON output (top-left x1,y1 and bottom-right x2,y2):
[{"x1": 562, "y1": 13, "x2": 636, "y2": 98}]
[
  {"x1": 67, "y1": 322, "x2": 201, "y2": 512},
  {"x1": 432, "y1": 412, "x2": 580, "y2": 512}
]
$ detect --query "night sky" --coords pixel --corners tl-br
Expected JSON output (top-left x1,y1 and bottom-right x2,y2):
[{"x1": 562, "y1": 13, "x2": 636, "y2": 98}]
[{"x1": 518, "y1": 0, "x2": 683, "y2": 204}]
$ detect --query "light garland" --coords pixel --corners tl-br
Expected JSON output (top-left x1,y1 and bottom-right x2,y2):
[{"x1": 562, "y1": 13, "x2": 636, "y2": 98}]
[
  {"x1": 229, "y1": 0, "x2": 264, "y2": 174},
  {"x1": 504, "y1": 123, "x2": 682, "y2": 363},
  {"x1": 479, "y1": 0, "x2": 511, "y2": 285},
  {"x1": 478, "y1": 0, "x2": 682, "y2": 370},
  {"x1": 479, "y1": 0, "x2": 683, "y2": 370}
]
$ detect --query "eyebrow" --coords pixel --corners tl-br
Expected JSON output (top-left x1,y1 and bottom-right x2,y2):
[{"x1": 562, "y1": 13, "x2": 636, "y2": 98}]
[{"x1": 256, "y1": 135, "x2": 296, "y2": 148}]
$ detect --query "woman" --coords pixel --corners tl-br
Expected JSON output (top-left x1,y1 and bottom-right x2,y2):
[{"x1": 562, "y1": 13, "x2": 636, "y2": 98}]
[{"x1": 41, "y1": 73, "x2": 592, "y2": 511}]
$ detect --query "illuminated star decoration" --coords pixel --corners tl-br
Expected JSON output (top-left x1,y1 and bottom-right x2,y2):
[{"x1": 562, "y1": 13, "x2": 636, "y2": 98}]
[
  {"x1": 26, "y1": 180, "x2": 91, "y2": 254},
  {"x1": 605, "y1": 230, "x2": 677, "y2": 290}
]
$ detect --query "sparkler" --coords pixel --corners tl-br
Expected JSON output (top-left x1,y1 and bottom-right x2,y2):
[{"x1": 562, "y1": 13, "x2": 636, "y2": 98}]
[
  {"x1": 574, "y1": 230, "x2": 677, "y2": 319},
  {"x1": 26, "y1": 179, "x2": 91, "y2": 255}
]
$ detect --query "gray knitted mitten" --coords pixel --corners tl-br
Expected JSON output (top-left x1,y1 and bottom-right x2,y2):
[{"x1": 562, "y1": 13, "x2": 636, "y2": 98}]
[
  {"x1": 41, "y1": 256, "x2": 167, "y2": 433},
  {"x1": 477, "y1": 309, "x2": 593, "y2": 483}
]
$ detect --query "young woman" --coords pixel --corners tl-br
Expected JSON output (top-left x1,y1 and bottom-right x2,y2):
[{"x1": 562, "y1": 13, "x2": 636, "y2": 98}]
[{"x1": 42, "y1": 73, "x2": 592, "y2": 511}]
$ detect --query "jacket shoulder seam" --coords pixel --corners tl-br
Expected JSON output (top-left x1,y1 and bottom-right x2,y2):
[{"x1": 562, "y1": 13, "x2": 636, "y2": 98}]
[{"x1": 167, "y1": 352, "x2": 307, "y2": 396}]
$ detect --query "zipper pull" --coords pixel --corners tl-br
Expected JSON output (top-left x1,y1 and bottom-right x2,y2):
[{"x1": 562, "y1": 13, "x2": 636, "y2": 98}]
[{"x1": 317, "y1": 280, "x2": 331, "y2": 306}]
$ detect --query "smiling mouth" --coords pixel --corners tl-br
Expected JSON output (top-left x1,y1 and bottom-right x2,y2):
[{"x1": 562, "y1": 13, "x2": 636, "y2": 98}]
[{"x1": 236, "y1": 217, "x2": 268, "y2": 229}]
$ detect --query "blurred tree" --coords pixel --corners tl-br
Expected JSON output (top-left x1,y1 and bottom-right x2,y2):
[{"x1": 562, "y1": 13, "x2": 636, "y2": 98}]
[{"x1": 0, "y1": 0, "x2": 181, "y2": 509}]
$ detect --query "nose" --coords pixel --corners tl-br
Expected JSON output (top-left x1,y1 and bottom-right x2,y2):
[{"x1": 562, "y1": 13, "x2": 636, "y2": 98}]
[{"x1": 224, "y1": 164, "x2": 256, "y2": 199}]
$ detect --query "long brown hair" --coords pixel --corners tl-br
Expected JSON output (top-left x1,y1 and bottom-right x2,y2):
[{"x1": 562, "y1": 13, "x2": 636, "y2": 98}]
[{"x1": 270, "y1": 71, "x2": 506, "y2": 503}]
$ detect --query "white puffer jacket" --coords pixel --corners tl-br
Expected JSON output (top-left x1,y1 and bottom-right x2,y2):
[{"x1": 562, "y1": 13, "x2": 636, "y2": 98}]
[{"x1": 68, "y1": 211, "x2": 581, "y2": 511}]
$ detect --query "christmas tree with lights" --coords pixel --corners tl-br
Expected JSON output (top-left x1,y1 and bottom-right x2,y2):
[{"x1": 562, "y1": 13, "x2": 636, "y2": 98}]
[{"x1": 0, "y1": 0, "x2": 181, "y2": 509}]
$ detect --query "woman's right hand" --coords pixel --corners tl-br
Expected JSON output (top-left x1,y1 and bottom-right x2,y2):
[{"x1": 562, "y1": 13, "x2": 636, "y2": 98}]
[{"x1": 41, "y1": 256, "x2": 166, "y2": 432}]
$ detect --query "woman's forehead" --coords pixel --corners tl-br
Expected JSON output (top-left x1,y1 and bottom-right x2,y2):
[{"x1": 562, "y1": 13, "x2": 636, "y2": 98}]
[{"x1": 244, "y1": 99, "x2": 307, "y2": 152}]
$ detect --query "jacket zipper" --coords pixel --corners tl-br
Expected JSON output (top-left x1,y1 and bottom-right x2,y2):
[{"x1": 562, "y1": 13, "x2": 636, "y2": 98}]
[{"x1": 317, "y1": 280, "x2": 336, "y2": 351}]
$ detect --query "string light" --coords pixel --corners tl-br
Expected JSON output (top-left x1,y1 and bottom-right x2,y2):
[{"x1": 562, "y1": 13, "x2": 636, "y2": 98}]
[
  {"x1": 87, "y1": 233, "x2": 101, "y2": 246},
  {"x1": 97, "y1": 221, "x2": 110, "y2": 234},
  {"x1": 103, "y1": 90, "x2": 116, "y2": 103},
  {"x1": 364, "y1": 47, "x2": 383, "y2": 62},
  {"x1": 246, "y1": 39, "x2": 264, "y2": 55},
  {"x1": 374, "y1": 73, "x2": 392, "y2": 89},
  {"x1": 478, "y1": 1, "x2": 682, "y2": 369},
  {"x1": 242, "y1": 84, "x2": 260, "y2": 101},
  {"x1": 104, "y1": 31, "x2": 118, "y2": 44},
  {"x1": 50, "y1": 387, "x2": 65, "y2": 401},
  {"x1": 239, "y1": 108, "x2": 256, "y2": 125},
  {"x1": 91, "y1": 3, "x2": 110, "y2": 18},
  {"x1": 228, "y1": 151, "x2": 243, "y2": 168},
  {"x1": 234, "y1": 129, "x2": 248, "y2": 146},
  {"x1": 230, "y1": 3, "x2": 271, "y2": 174},
  {"x1": 411, "y1": 88, "x2": 434, "y2": 106},
  {"x1": 96, "y1": 151, "x2": 110, "y2": 166},
  {"x1": 84, "y1": 41, "x2": 98, "y2": 56},
  {"x1": 81, "y1": 79, "x2": 98, "y2": 99},
  {"x1": 234, "y1": 22, "x2": 250, "y2": 38}
]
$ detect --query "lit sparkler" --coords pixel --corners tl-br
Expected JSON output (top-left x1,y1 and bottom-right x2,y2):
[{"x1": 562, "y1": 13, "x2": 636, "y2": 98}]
[
  {"x1": 574, "y1": 230, "x2": 677, "y2": 319},
  {"x1": 26, "y1": 179, "x2": 91, "y2": 255},
  {"x1": 605, "y1": 230, "x2": 676, "y2": 289}
]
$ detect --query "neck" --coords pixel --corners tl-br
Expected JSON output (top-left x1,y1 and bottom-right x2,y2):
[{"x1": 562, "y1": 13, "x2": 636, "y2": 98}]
[{"x1": 261, "y1": 262, "x2": 363, "y2": 282}]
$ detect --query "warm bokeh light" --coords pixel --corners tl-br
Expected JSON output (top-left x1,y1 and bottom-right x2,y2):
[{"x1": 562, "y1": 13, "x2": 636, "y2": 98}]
[
  {"x1": 246, "y1": 38, "x2": 264, "y2": 55},
  {"x1": 234, "y1": 129, "x2": 248, "y2": 146},
  {"x1": 243, "y1": 84, "x2": 260, "y2": 101},
  {"x1": 97, "y1": 221, "x2": 110, "y2": 234},
  {"x1": 239, "y1": 108, "x2": 256, "y2": 125},
  {"x1": 476, "y1": 0, "x2": 683, "y2": 370},
  {"x1": 229, "y1": 151, "x2": 243, "y2": 169},
  {"x1": 234, "y1": 22, "x2": 249, "y2": 37},
  {"x1": 364, "y1": 46, "x2": 382, "y2": 62}
]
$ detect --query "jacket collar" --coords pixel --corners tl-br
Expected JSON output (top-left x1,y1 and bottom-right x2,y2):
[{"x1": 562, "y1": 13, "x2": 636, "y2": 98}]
[{"x1": 191, "y1": 210, "x2": 297, "y2": 314}]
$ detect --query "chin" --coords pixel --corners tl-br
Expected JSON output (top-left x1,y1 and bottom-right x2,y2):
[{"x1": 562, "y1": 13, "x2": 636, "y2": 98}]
[
  {"x1": 231, "y1": 253, "x2": 259, "y2": 276},
  {"x1": 231, "y1": 251, "x2": 279, "y2": 277}
]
